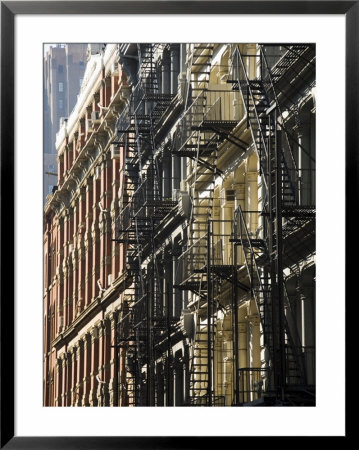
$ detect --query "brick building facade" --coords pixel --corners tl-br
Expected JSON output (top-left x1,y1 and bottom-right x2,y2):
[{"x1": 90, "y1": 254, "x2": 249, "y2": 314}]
[{"x1": 44, "y1": 44, "x2": 130, "y2": 406}]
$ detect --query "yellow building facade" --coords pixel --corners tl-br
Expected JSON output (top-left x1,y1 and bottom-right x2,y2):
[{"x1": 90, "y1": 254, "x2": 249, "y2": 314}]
[{"x1": 115, "y1": 43, "x2": 315, "y2": 406}]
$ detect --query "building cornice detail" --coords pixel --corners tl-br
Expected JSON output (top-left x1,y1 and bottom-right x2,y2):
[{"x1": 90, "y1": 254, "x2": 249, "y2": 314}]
[{"x1": 45, "y1": 68, "x2": 130, "y2": 219}]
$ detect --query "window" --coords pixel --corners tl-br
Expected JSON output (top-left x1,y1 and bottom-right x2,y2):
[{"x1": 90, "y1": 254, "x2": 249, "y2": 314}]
[
  {"x1": 79, "y1": 78, "x2": 83, "y2": 88},
  {"x1": 48, "y1": 185, "x2": 53, "y2": 194},
  {"x1": 58, "y1": 64, "x2": 63, "y2": 73},
  {"x1": 58, "y1": 82, "x2": 63, "y2": 92},
  {"x1": 58, "y1": 99, "x2": 63, "y2": 110},
  {"x1": 225, "y1": 190, "x2": 236, "y2": 202}
]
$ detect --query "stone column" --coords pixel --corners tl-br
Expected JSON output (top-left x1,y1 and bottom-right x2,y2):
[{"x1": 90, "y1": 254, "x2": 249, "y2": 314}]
[
  {"x1": 237, "y1": 305, "x2": 248, "y2": 402},
  {"x1": 182, "y1": 363, "x2": 187, "y2": 406},
  {"x1": 180, "y1": 44, "x2": 187, "y2": 73},
  {"x1": 67, "y1": 208, "x2": 74, "y2": 325},
  {"x1": 296, "y1": 116, "x2": 312, "y2": 206},
  {"x1": 246, "y1": 171, "x2": 258, "y2": 234},
  {"x1": 97, "y1": 321, "x2": 105, "y2": 380},
  {"x1": 79, "y1": 118, "x2": 86, "y2": 149},
  {"x1": 161, "y1": 51, "x2": 171, "y2": 95},
  {"x1": 97, "y1": 320, "x2": 111, "y2": 406},
  {"x1": 57, "y1": 218, "x2": 64, "y2": 334},
  {"x1": 92, "y1": 169, "x2": 101, "y2": 298},
  {"x1": 58, "y1": 154, "x2": 64, "y2": 186},
  {"x1": 61, "y1": 354, "x2": 67, "y2": 406},
  {"x1": 301, "y1": 266, "x2": 315, "y2": 385},
  {"x1": 104, "y1": 156, "x2": 113, "y2": 287},
  {"x1": 247, "y1": 314, "x2": 262, "y2": 400},
  {"x1": 162, "y1": 153, "x2": 171, "y2": 199},
  {"x1": 91, "y1": 223, "x2": 100, "y2": 299},
  {"x1": 85, "y1": 180, "x2": 93, "y2": 305},
  {"x1": 77, "y1": 186, "x2": 86, "y2": 312},
  {"x1": 97, "y1": 320, "x2": 108, "y2": 406},
  {"x1": 63, "y1": 148, "x2": 68, "y2": 176},
  {"x1": 68, "y1": 142, "x2": 74, "y2": 170},
  {"x1": 55, "y1": 357, "x2": 62, "y2": 406},
  {"x1": 246, "y1": 43, "x2": 257, "y2": 79},
  {"x1": 238, "y1": 321, "x2": 248, "y2": 370},
  {"x1": 172, "y1": 149, "x2": 181, "y2": 194},
  {"x1": 67, "y1": 257, "x2": 73, "y2": 325},
  {"x1": 170, "y1": 44, "x2": 180, "y2": 95},
  {"x1": 71, "y1": 245, "x2": 78, "y2": 320},
  {"x1": 70, "y1": 346, "x2": 77, "y2": 406},
  {"x1": 62, "y1": 259, "x2": 69, "y2": 329},
  {"x1": 108, "y1": 313, "x2": 117, "y2": 406},
  {"x1": 82, "y1": 333, "x2": 91, "y2": 406},
  {"x1": 103, "y1": 318, "x2": 111, "y2": 381},
  {"x1": 104, "y1": 77, "x2": 112, "y2": 107},
  {"x1": 248, "y1": 314, "x2": 261, "y2": 368},
  {"x1": 57, "y1": 269, "x2": 64, "y2": 334},
  {"x1": 99, "y1": 164, "x2": 112, "y2": 290},
  {"x1": 83, "y1": 230, "x2": 91, "y2": 308},
  {"x1": 233, "y1": 94, "x2": 242, "y2": 122},
  {"x1": 234, "y1": 182, "x2": 245, "y2": 265},
  {"x1": 76, "y1": 232, "x2": 85, "y2": 315},
  {"x1": 99, "y1": 157, "x2": 106, "y2": 291},
  {"x1": 89, "y1": 326, "x2": 99, "y2": 406},
  {"x1": 66, "y1": 350, "x2": 72, "y2": 406},
  {"x1": 111, "y1": 198, "x2": 120, "y2": 281},
  {"x1": 222, "y1": 329, "x2": 234, "y2": 407},
  {"x1": 173, "y1": 368, "x2": 177, "y2": 407},
  {"x1": 221, "y1": 195, "x2": 233, "y2": 265},
  {"x1": 75, "y1": 341, "x2": 83, "y2": 406}
]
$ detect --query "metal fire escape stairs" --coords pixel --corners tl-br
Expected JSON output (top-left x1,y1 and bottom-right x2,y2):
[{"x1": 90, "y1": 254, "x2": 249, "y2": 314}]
[
  {"x1": 115, "y1": 297, "x2": 139, "y2": 406},
  {"x1": 230, "y1": 45, "x2": 314, "y2": 403},
  {"x1": 172, "y1": 45, "x2": 228, "y2": 406},
  {"x1": 116, "y1": 44, "x2": 177, "y2": 405}
]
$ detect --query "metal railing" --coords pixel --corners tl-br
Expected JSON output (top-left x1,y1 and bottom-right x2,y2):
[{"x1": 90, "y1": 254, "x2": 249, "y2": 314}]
[
  {"x1": 175, "y1": 236, "x2": 207, "y2": 286},
  {"x1": 238, "y1": 367, "x2": 269, "y2": 404},
  {"x1": 189, "y1": 395, "x2": 226, "y2": 406}
]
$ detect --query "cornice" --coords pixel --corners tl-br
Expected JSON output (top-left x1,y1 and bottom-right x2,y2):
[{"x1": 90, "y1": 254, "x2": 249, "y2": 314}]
[{"x1": 45, "y1": 79, "x2": 130, "y2": 219}]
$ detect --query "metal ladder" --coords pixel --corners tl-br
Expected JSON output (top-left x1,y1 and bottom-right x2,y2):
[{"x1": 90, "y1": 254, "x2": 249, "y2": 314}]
[{"x1": 231, "y1": 46, "x2": 310, "y2": 397}]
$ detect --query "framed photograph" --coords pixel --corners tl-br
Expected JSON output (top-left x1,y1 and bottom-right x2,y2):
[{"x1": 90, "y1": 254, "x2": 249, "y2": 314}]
[{"x1": 1, "y1": 1, "x2": 353, "y2": 447}]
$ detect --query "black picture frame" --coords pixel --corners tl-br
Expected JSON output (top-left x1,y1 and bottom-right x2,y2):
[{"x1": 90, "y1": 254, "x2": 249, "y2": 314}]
[{"x1": 0, "y1": 1, "x2": 353, "y2": 447}]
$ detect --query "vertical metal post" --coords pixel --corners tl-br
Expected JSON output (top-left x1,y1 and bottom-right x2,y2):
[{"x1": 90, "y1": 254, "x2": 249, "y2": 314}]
[
  {"x1": 274, "y1": 110, "x2": 286, "y2": 401},
  {"x1": 233, "y1": 227, "x2": 240, "y2": 405},
  {"x1": 113, "y1": 312, "x2": 119, "y2": 406},
  {"x1": 250, "y1": 251, "x2": 254, "y2": 297},
  {"x1": 246, "y1": 85, "x2": 250, "y2": 129},
  {"x1": 265, "y1": 113, "x2": 274, "y2": 395},
  {"x1": 147, "y1": 262, "x2": 155, "y2": 406},
  {"x1": 166, "y1": 283, "x2": 171, "y2": 406},
  {"x1": 134, "y1": 329, "x2": 139, "y2": 406},
  {"x1": 207, "y1": 220, "x2": 212, "y2": 406}
]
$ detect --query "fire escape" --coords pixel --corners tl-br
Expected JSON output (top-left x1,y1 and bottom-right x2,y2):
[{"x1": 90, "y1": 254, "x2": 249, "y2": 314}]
[
  {"x1": 114, "y1": 44, "x2": 177, "y2": 406},
  {"x1": 173, "y1": 44, "x2": 246, "y2": 406},
  {"x1": 230, "y1": 44, "x2": 316, "y2": 405}
]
